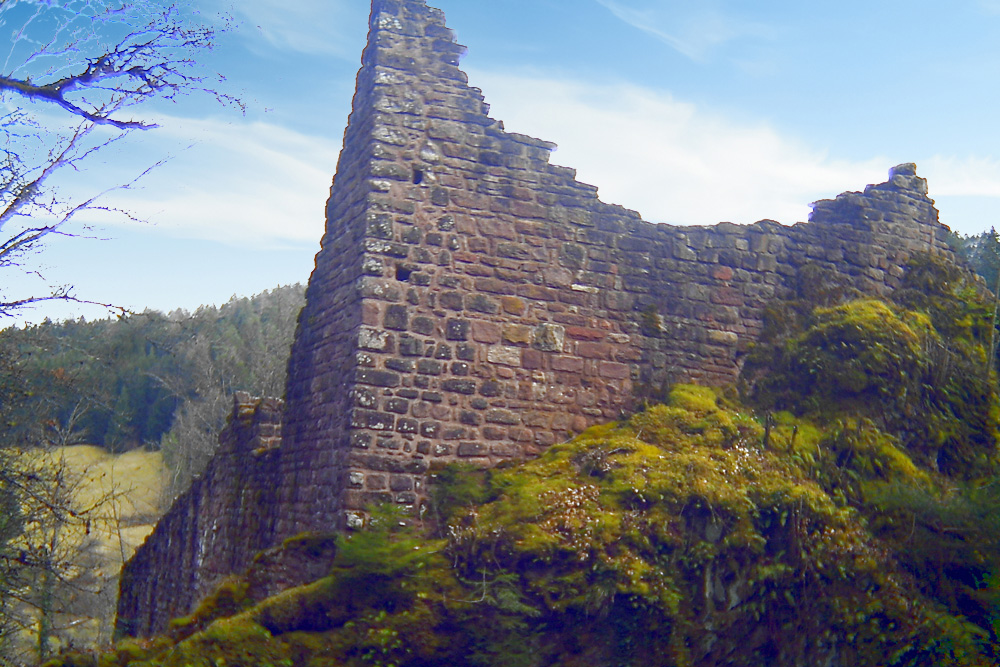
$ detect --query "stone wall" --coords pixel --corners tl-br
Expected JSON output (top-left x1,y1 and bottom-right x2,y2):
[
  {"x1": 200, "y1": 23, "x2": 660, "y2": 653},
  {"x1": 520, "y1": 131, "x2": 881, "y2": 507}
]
[
  {"x1": 117, "y1": 0, "x2": 958, "y2": 637},
  {"x1": 116, "y1": 394, "x2": 284, "y2": 638},
  {"x1": 271, "y1": 0, "x2": 952, "y2": 535}
]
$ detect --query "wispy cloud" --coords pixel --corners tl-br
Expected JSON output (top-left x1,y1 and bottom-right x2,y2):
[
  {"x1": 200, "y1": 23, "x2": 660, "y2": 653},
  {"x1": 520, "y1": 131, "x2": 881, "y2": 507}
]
[
  {"x1": 75, "y1": 114, "x2": 341, "y2": 248},
  {"x1": 922, "y1": 155, "x2": 1000, "y2": 198},
  {"x1": 204, "y1": 0, "x2": 365, "y2": 57},
  {"x1": 473, "y1": 70, "x2": 889, "y2": 227},
  {"x1": 62, "y1": 77, "x2": 1000, "y2": 252},
  {"x1": 594, "y1": 0, "x2": 774, "y2": 62}
]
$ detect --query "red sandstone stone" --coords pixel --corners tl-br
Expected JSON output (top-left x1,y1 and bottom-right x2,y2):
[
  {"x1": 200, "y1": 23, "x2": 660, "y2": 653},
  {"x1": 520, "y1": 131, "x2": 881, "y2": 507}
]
[
  {"x1": 577, "y1": 342, "x2": 611, "y2": 360},
  {"x1": 474, "y1": 277, "x2": 508, "y2": 294},
  {"x1": 501, "y1": 296, "x2": 526, "y2": 315},
  {"x1": 452, "y1": 251, "x2": 478, "y2": 264},
  {"x1": 712, "y1": 266, "x2": 734, "y2": 281},
  {"x1": 565, "y1": 326, "x2": 606, "y2": 341},
  {"x1": 552, "y1": 355, "x2": 585, "y2": 373},
  {"x1": 362, "y1": 301, "x2": 381, "y2": 326},
  {"x1": 518, "y1": 284, "x2": 557, "y2": 301},
  {"x1": 711, "y1": 286, "x2": 743, "y2": 306},
  {"x1": 502, "y1": 324, "x2": 532, "y2": 345},
  {"x1": 521, "y1": 349, "x2": 544, "y2": 370},
  {"x1": 471, "y1": 321, "x2": 502, "y2": 343},
  {"x1": 599, "y1": 361, "x2": 630, "y2": 380}
]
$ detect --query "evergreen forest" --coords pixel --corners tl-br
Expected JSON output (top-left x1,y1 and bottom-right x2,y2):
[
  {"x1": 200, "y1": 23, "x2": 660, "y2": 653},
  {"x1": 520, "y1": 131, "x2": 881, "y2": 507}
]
[{"x1": 0, "y1": 284, "x2": 305, "y2": 500}]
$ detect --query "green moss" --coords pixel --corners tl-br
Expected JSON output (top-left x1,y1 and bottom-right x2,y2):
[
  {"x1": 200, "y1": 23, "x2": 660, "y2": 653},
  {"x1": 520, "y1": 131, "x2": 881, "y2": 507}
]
[
  {"x1": 745, "y1": 265, "x2": 1000, "y2": 477},
  {"x1": 428, "y1": 462, "x2": 495, "y2": 527},
  {"x1": 278, "y1": 532, "x2": 338, "y2": 559},
  {"x1": 158, "y1": 619, "x2": 292, "y2": 667},
  {"x1": 168, "y1": 578, "x2": 251, "y2": 642}
]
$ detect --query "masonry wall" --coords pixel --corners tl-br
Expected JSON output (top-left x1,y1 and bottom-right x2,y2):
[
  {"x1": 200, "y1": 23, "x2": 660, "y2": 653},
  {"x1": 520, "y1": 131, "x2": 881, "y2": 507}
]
[
  {"x1": 271, "y1": 0, "x2": 952, "y2": 534},
  {"x1": 116, "y1": 394, "x2": 283, "y2": 638},
  {"x1": 117, "y1": 0, "x2": 958, "y2": 637}
]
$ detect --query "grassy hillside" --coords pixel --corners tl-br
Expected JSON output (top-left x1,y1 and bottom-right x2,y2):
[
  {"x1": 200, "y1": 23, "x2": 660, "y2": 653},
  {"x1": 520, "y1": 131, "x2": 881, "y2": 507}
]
[{"x1": 5, "y1": 446, "x2": 168, "y2": 661}]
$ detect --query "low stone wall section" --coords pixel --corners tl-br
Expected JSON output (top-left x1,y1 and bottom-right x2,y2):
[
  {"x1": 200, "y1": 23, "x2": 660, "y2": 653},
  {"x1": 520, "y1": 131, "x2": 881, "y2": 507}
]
[{"x1": 116, "y1": 394, "x2": 284, "y2": 638}]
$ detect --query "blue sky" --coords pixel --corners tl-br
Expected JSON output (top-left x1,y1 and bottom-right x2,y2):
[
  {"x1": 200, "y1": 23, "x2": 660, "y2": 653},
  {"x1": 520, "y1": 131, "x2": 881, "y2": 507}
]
[{"x1": 7, "y1": 0, "x2": 1000, "y2": 324}]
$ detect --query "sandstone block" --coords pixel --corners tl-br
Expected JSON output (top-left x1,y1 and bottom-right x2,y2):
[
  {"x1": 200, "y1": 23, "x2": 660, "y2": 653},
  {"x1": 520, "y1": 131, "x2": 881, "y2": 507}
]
[
  {"x1": 411, "y1": 316, "x2": 435, "y2": 335},
  {"x1": 471, "y1": 321, "x2": 501, "y2": 343},
  {"x1": 467, "y1": 294, "x2": 500, "y2": 314},
  {"x1": 384, "y1": 304, "x2": 408, "y2": 330},
  {"x1": 446, "y1": 318, "x2": 470, "y2": 340},
  {"x1": 552, "y1": 356, "x2": 585, "y2": 373},
  {"x1": 417, "y1": 359, "x2": 443, "y2": 375},
  {"x1": 518, "y1": 284, "x2": 557, "y2": 301},
  {"x1": 598, "y1": 361, "x2": 630, "y2": 380},
  {"x1": 441, "y1": 379, "x2": 476, "y2": 394},
  {"x1": 521, "y1": 349, "x2": 544, "y2": 370},
  {"x1": 501, "y1": 296, "x2": 527, "y2": 315},
  {"x1": 486, "y1": 409, "x2": 520, "y2": 425},
  {"x1": 356, "y1": 369, "x2": 402, "y2": 388},
  {"x1": 503, "y1": 324, "x2": 532, "y2": 345},
  {"x1": 359, "y1": 327, "x2": 393, "y2": 352},
  {"x1": 350, "y1": 409, "x2": 395, "y2": 431},
  {"x1": 565, "y1": 326, "x2": 605, "y2": 341},
  {"x1": 479, "y1": 380, "x2": 503, "y2": 397},
  {"x1": 533, "y1": 323, "x2": 565, "y2": 352},
  {"x1": 577, "y1": 342, "x2": 611, "y2": 360},
  {"x1": 487, "y1": 345, "x2": 521, "y2": 366},
  {"x1": 458, "y1": 442, "x2": 489, "y2": 457}
]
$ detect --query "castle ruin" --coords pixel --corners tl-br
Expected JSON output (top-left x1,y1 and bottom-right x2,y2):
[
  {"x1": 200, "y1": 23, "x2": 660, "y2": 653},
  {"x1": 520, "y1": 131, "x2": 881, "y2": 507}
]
[{"x1": 116, "y1": 0, "x2": 957, "y2": 637}]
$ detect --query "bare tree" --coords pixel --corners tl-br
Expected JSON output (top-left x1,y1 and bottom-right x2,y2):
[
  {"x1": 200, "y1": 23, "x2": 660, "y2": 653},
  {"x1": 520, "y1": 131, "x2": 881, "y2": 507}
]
[
  {"x1": 0, "y1": 0, "x2": 241, "y2": 316},
  {"x1": 157, "y1": 288, "x2": 304, "y2": 500},
  {"x1": 0, "y1": 446, "x2": 119, "y2": 663}
]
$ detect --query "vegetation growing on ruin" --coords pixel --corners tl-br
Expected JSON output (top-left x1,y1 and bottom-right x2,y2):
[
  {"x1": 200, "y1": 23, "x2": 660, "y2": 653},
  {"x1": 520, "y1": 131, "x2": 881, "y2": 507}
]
[
  {"x1": 744, "y1": 256, "x2": 999, "y2": 476},
  {"x1": 48, "y1": 414, "x2": 1000, "y2": 665},
  {"x1": 41, "y1": 257, "x2": 1000, "y2": 666}
]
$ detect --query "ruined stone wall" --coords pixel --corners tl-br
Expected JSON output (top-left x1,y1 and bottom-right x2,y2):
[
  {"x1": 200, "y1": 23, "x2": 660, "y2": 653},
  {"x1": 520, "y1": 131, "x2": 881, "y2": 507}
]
[
  {"x1": 270, "y1": 0, "x2": 952, "y2": 534},
  {"x1": 117, "y1": 0, "x2": 958, "y2": 637},
  {"x1": 116, "y1": 394, "x2": 283, "y2": 638}
]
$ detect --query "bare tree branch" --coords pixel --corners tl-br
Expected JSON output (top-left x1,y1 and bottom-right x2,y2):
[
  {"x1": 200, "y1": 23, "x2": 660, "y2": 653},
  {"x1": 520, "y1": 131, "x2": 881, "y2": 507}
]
[{"x1": 0, "y1": 0, "x2": 241, "y2": 316}]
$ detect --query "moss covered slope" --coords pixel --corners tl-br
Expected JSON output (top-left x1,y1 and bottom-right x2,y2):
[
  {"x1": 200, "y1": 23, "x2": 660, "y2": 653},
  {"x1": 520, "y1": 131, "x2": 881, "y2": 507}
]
[{"x1": 54, "y1": 386, "x2": 1000, "y2": 667}]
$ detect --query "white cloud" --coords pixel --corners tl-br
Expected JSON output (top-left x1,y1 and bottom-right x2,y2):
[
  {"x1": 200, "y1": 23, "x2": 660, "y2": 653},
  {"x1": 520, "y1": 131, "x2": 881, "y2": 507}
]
[
  {"x1": 979, "y1": 0, "x2": 1000, "y2": 14},
  {"x1": 204, "y1": 0, "x2": 364, "y2": 57},
  {"x1": 472, "y1": 71, "x2": 890, "y2": 227},
  {"x1": 922, "y1": 155, "x2": 1000, "y2": 198},
  {"x1": 594, "y1": 0, "x2": 774, "y2": 62},
  {"x1": 919, "y1": 156, "x2": 1000, "y2": 236},
  {"x1": 81, "y1": 114, "x2": 341, "y2": 248}
]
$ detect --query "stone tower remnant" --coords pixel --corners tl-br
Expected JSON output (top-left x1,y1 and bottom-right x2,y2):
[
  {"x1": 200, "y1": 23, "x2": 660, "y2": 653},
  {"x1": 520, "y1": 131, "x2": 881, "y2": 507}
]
[{"x1": 116, "y1": 0, "x2": 957, "y2": 637}]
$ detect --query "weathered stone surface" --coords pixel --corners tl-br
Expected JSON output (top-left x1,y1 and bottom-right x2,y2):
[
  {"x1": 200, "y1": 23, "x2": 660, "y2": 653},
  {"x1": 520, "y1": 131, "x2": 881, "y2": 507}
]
[
  {"x1": 118, "y1": 0, "x2": 966, "y2": 639},
  {"x1": 116, "y1": 394, "x2": 287, "y2": 638}
]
